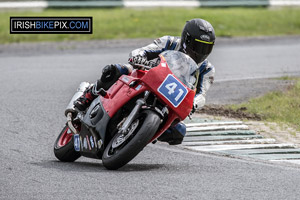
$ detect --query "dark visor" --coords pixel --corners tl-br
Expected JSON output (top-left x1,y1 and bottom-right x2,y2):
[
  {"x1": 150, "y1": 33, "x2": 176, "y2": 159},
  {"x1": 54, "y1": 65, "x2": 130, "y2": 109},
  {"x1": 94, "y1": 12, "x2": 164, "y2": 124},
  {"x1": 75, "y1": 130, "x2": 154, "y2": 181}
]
[{"x1": 192, "y1": 39, "x2": 214, "y2": 55}]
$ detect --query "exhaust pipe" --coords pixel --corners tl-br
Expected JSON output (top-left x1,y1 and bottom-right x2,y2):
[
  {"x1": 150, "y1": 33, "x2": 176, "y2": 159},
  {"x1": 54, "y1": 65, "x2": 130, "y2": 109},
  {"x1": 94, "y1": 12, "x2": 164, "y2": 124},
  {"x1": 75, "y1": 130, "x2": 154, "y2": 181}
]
[
  {"x1": 66, "y1": 112, "x2": 78, "y2": 134},
  {"x1": 64, "y1": 82, "x2": 90, "y2": 117},
  {"x1": 64, "y1": 82, "x2": 91, "y2": 134}
]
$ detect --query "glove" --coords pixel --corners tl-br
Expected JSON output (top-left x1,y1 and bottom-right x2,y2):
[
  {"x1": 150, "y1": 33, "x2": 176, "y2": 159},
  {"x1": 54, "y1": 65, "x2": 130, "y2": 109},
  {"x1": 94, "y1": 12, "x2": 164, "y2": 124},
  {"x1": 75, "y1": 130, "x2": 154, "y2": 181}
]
[
  {"x1": 193, "y1": 94, "x2": 205, "y2": 112},
  {"x1": 128, "y1": 56, "x2": 147, "y2": 68},
  {"x1": 128, "y1": 56, "x2": 157, "y2": 69}
]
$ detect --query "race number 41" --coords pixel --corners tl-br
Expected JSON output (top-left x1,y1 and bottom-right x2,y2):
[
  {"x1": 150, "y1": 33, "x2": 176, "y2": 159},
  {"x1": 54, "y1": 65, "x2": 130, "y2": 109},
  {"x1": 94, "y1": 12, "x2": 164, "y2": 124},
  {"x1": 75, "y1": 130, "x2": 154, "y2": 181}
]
[{"x1": 158, "y1": 74, "x2": 188, "y2": 107}]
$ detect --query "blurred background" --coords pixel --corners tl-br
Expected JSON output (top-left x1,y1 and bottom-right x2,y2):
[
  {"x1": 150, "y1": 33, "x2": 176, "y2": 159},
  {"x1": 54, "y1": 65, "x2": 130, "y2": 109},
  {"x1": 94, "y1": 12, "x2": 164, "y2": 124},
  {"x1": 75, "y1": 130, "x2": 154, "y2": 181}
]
[
  {"x1": 1, "y1": 2, "x2": 300, "y2": 200},
  {"x1": 1, "y1": 0, "x2": 300, "y2": 43}
]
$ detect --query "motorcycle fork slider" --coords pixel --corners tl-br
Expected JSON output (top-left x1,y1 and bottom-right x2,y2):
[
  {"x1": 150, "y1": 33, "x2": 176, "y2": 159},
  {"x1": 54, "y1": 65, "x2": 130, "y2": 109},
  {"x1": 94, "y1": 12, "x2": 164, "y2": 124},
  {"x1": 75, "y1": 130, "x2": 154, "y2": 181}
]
[{"x1": 119, "y1": 91, "x2": 150, "y2": 134}]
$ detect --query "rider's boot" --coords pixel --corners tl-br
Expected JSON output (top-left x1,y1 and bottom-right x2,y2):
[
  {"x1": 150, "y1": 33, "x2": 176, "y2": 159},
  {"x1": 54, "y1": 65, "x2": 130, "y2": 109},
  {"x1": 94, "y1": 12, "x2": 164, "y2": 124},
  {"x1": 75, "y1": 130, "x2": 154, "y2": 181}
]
[
  {"x1": 74, "y1": 85, "x2": 98, "y2": 111},
  {"x1": 74, "y1": 64, "x2": 132, "y2": 111}
]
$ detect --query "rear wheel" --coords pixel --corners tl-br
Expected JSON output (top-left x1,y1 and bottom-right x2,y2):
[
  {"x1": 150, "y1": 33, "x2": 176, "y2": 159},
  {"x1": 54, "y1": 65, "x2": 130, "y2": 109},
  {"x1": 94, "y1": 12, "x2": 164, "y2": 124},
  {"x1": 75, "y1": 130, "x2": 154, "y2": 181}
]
[
  {"x1": 54, "y1": 125, "x2": 81, "y2": 162},
  {"x1": 102, "y1": 110, "x2": 161, "y2": 170}
]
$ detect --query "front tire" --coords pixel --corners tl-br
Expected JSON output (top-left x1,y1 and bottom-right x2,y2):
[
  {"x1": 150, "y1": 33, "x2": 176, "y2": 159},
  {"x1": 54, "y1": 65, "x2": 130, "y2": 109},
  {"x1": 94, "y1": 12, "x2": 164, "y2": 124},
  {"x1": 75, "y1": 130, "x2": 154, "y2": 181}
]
[
  {"x1": 102, "y1": 110, "x2": 161, "y2": 170},
  {"x1": 54, "y1": 125, "x2": 81, "y2": 162}
]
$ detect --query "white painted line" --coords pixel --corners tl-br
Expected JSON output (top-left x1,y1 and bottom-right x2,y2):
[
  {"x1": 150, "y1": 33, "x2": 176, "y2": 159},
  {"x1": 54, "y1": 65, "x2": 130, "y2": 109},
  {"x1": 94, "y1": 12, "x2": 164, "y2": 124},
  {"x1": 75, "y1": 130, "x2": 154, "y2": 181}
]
[
  {"x1": 182, "y1": 139, "x2": 277, "y2": 146},
  {"x1": 183, "y1": 135, "x2": 263, "y2": 142},
  {"x1": 247, "y1": 154, "x2": 300, "y2": 160},
  {"x1": 187, "y1": 125, "x2": 249, "y2": 132},
  {"x1": 187, "y1": 143, "x2": 296, "y2": 152},
  {"x1": 185, "y1": 121, "x2": 243, "y2": 127},
  {"x1": 271, "y1": 160, "x2": 300, "y2": 165},
  {"x1": 185, "y1": 130, "x2": 255, "y2": 136}
]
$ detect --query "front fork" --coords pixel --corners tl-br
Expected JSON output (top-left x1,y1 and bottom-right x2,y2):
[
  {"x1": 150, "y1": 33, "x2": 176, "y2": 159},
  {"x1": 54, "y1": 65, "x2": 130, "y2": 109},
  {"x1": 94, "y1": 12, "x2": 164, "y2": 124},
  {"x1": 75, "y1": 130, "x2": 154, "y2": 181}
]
[{"x1": 118, "y1": 91, "x2": 150, "y2": 134}]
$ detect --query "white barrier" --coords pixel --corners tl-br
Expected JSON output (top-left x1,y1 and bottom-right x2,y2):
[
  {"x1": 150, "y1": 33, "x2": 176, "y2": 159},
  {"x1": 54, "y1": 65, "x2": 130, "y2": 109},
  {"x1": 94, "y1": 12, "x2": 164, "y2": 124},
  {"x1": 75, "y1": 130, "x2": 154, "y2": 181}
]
[
  {"x1": 124, "y1": 1, "x2": 200, "y2": 7},
  {"x1": 0, "y1": 1, "x2": 48, "y2": 8},
  {"x1": 1, "y1": 0, "x2": 300, "y2": 9},
  {"x1": 270, "y1": 0, "x2": 300, "y2": 6}
]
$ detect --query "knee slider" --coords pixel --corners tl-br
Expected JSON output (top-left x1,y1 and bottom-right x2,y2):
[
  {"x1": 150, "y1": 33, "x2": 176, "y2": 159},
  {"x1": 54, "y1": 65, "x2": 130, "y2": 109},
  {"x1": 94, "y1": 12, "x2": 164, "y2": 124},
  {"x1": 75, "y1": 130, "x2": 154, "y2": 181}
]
[
  {"x1": 158, "y1": 122, "x2": 186, "y2": 145},
  {"x1": 173, "y1": 123, "x2": 187, "y2": 138}
]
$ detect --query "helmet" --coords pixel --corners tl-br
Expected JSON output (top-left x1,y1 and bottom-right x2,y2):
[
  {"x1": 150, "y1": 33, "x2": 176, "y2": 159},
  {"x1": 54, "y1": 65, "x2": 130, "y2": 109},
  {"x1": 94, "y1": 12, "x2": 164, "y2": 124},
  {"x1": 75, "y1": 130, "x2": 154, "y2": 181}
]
[{"x1": 180, "y1": 19, "x2": 215, "y2": 64}]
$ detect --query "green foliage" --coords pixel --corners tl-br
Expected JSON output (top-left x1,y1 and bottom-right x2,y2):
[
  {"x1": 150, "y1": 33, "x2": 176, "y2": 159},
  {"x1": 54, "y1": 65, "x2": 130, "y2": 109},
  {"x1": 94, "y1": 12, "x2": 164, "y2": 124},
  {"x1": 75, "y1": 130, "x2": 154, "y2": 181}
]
[
  {"x1": 1, "y1": 7, "x2": 300, "y2": 43},
  {"x1": 230, "y1": 78, "x2": 300, "y2": 131}
]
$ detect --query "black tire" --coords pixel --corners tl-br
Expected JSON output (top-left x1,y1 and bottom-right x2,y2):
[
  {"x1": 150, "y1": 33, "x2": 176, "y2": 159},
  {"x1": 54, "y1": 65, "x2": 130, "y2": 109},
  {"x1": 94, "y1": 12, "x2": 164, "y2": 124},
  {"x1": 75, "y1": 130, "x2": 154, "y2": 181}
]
[
  {"x1": 102, "y1": 110, "x2": 161, "y2": 170},
  {"x1": 54, "y1": 125, "x2": 81, "y2": 162}
]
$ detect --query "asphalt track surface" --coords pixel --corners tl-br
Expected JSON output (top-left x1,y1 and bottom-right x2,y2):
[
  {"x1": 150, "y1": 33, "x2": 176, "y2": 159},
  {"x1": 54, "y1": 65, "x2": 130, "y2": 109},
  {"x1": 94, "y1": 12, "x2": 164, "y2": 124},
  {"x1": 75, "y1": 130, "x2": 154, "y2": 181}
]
[{"x1": 1, "y1": 36, "x2": 300, "y2": 200}]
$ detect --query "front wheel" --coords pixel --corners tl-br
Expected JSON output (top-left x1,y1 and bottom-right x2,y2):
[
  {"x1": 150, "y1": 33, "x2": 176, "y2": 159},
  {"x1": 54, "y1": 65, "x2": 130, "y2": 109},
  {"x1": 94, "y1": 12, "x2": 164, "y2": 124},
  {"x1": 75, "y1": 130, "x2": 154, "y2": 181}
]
[
  {"x1": 102, "y1": 110, "x2": 161, "y2": 170},
  {"x1": 54, "y1": 125, "x2": 81, "y2": 162}
]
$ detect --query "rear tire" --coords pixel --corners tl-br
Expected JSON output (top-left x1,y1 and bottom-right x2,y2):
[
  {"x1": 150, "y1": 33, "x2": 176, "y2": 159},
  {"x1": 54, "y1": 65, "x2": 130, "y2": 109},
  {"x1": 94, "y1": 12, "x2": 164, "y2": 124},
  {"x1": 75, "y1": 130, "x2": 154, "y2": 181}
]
[
  {"x1": 54, "y1": 125, "x2": 81, "y2": 162},
  {"x1": 102, "y1": 110, "x2": 161, "y2": 170}
]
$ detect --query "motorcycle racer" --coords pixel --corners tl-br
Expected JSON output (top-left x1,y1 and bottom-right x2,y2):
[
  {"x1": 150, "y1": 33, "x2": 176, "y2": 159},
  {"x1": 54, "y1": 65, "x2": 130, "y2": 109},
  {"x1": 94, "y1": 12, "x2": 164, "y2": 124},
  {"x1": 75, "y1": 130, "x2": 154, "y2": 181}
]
[{"x1": 74, "y1": 18, "x2": 216, "y2": 145}]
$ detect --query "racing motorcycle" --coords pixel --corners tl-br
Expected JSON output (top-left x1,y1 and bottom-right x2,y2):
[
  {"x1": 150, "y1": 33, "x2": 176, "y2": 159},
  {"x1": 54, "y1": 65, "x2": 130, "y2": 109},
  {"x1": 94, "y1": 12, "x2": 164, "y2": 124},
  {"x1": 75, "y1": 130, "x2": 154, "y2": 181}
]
[{"x1": 54, "y1": 50, "x2": 197, "y2": 170}]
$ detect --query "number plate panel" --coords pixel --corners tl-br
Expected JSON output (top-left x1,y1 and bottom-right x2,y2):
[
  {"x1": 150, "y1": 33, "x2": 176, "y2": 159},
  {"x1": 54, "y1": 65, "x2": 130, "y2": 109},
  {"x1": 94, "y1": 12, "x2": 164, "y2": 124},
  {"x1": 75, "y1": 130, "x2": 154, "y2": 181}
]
[
  {"x1": 74, "y1": 134, "x2": 80, "y2": 151},
  {"x1": 157, "y1": 74, "x2": 188, "y2": 108}
]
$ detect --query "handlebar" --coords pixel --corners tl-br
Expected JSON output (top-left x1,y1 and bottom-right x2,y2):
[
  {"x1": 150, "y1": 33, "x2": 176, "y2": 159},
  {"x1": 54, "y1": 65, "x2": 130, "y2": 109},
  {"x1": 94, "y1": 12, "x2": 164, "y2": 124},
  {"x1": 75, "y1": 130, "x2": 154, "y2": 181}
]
[
  {"x1": 129, "y1": 63, "x2": 152, "y2": 70},
  {"x1": 128, "y1": 56, "x2": 157, "y2": 70}
]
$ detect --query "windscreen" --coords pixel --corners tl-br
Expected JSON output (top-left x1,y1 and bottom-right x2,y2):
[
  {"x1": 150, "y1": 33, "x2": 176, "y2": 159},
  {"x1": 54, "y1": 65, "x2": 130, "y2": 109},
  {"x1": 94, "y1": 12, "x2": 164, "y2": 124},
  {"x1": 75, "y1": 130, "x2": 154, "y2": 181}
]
[{"x1": 160, "y1": 51, "x2": 198, "y2": 89}]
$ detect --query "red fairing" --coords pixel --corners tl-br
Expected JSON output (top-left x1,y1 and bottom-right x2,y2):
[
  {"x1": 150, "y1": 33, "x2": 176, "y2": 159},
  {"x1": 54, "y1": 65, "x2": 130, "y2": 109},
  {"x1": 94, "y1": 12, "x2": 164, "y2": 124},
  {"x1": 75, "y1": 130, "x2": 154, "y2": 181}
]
[
  {"x1": 101, "y1": 72, "x2": 147, "y2": 118},
  {"x1": 101, "y1": 56, "x2": 195, "y2": 141},
  {"x1": 58, "y1": 127, "x2": 73, "y2": 147},
  {"x1": 140, "y1": 64, "x2": 195, "y2": 120}
]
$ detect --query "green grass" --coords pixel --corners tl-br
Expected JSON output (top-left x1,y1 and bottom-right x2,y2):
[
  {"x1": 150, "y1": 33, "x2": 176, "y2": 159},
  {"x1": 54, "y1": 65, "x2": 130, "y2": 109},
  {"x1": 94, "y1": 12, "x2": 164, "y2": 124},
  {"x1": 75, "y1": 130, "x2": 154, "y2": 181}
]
[
  {"x1": 229, "y1": 78, "x2": 300, "y2": 131},
  {"x1": 1, "y1": 7, "x2": 300, "y2": 44}
]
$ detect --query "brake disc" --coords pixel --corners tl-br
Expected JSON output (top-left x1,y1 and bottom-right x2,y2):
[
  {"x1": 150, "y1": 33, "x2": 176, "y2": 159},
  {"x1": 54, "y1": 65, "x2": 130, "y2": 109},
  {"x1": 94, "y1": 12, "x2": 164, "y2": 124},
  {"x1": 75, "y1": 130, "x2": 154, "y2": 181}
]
[{"x1": 112, "y1": 119, "x2": 139, "y2": 149}]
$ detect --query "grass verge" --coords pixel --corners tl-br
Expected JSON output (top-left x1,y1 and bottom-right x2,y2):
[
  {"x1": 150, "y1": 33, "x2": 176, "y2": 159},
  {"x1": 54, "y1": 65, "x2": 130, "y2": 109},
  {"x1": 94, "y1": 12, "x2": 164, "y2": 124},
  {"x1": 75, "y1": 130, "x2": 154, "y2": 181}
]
[
  {"x1": 1, "y1": 7, "x2": 300, "y2": 44},
  {"x1": 229, "y1": 77, "x2": 300, "y2": 131}
]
